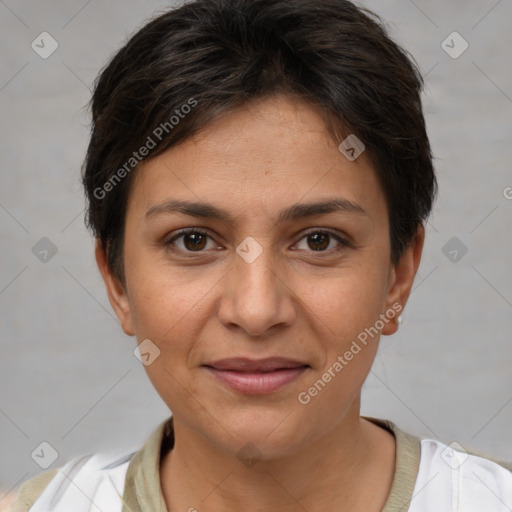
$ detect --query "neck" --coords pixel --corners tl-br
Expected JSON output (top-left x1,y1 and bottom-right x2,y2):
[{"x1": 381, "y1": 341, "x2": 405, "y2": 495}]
[{"x1": 160, "y1": 410, "x2": 396, "y2": 512}]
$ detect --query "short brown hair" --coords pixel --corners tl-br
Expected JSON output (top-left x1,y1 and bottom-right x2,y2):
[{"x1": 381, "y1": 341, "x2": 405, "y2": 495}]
[{"x1": 82, "y1": 0, "x2": 437, "y2": 285}]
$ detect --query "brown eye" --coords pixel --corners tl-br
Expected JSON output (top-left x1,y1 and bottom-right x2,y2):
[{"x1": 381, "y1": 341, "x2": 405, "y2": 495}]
[
  {"x1": 295, "y1": 230, "x2": 350, "y2": 253},
  {"x1": 307, "y1": 232, "x2": 330, "y2": 251},
  {"x1": 165, "y1": 229, "x2": 214, "y2": 252},
  {"x1": 182, "y1": 232, "x2": 207, "y2": 251}
]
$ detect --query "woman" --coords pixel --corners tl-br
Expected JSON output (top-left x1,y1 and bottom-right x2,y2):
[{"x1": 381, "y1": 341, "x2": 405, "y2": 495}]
[{"x1": 11, "y1": 0, "x2": 512, "y2": 510}]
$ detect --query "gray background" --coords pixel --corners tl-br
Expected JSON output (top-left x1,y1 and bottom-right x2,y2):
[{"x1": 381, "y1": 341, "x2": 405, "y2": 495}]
[{"x1": 1, "y1": 0, "x2": 511, "y2": 507}]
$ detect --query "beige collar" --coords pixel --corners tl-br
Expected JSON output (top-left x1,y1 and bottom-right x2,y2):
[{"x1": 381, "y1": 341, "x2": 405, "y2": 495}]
[{"x1": 121, "y1": 415, "x2": 421, "y2": 512}]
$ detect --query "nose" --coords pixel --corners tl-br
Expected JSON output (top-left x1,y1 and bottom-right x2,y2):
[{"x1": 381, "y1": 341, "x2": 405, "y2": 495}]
[{"x1": 216, "y1": 239, "x2": 297, "y2": 337}]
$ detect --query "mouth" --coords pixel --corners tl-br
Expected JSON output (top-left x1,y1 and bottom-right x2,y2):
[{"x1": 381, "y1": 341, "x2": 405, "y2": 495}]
[{"x1": 202, "y1": 357, "x2": 310, "y2": 394}]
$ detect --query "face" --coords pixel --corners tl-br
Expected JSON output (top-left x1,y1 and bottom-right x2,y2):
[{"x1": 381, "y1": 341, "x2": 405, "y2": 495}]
[{"x1": 97, "y1": 94, "x2": 423, "y2": 459}]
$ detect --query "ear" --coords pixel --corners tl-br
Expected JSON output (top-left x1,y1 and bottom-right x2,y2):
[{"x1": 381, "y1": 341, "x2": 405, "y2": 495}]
[
  {"x1": 95, "y1": 239, "x2": 135, "y2": 336},
  {"x1": 381, "y1": 225, "x2": 425, "y2": 336}
]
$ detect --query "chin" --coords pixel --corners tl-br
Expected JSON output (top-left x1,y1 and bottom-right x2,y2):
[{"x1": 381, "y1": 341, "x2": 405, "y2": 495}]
[{"x1": 214, "y1": 406, "x2": 307, "y2": 458}]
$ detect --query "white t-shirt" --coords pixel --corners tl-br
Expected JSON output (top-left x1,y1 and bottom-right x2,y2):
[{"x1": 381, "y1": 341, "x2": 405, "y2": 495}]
[{"x1": 12, "y1": 416, "x2": 512, "y2": 512}]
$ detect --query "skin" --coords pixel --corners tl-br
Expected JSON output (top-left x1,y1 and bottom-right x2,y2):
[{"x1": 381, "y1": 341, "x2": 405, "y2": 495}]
[{"x1": 96, "y1": 94, "x2": 424, "y2": 511}]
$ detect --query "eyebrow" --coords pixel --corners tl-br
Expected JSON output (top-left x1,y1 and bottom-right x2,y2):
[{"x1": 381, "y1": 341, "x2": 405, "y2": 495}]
[{"x1": 145, "y1": 197, "x2": 367, "y2": 224}]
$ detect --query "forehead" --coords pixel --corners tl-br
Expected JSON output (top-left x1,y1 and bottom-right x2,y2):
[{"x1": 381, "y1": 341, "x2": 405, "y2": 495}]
[{"x1": 126, "y1": 95, "x2": 386, "y2": 224}]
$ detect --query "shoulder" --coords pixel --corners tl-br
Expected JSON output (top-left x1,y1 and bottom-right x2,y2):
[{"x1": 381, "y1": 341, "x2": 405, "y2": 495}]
[
  {"x1": 9, "y1": 451, "x2": 134, "y2": 512},
  {"x1": 413, "y1": 437, "x2": 512, "y2": 511},
  {"x1": 9, "y1": 469, "x2": 59, "y2": 512},
  {"x1": 420, "y1": 436, "x2": 512, "y2": 472},
  {"x1": 365, "y1": 416, "x2": 512, "y2": 512}
]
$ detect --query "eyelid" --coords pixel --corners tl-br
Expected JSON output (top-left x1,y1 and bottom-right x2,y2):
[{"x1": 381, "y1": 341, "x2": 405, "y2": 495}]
[
  {"x1": 166, "y1": 227, "x2": 218, "y2": 248},
  {"x1": 294, "y1": 228, "x2": 352, "y2": 251}
]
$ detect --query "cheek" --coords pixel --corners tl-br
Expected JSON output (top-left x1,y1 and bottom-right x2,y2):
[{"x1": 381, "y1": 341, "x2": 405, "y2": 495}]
[
  {"x1": 125, "y1": 238, "x2": 211, "y2": 337},
  {"x1": 130, "y1": 279, "x2": 206, "y2": 348},
  {"x1": 294, "y1": 275, "x2": 385, "y2": 421},
  {"x1": 126, "y1": 256, "x2": 228, "y2": 359},
  {"x1": 129, "y1": 275, "x2": 208, "y2": 411},
  {"x1": 300, "y1": 263, "x2": 389, "y2": 343}
]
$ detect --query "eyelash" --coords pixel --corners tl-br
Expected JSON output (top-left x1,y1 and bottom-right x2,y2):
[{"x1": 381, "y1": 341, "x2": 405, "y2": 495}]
[{"x1": 164, "y1": 228, "x2": 352, "y2": 255}]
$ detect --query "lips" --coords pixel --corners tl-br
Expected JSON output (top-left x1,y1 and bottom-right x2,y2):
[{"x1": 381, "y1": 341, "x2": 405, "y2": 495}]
[
  {"x1": 202, "y1": 357, "x2": 310, "y2": 394},
  {"x1": 203, "y1": 357, "x2": 309, "y2": 372}
]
